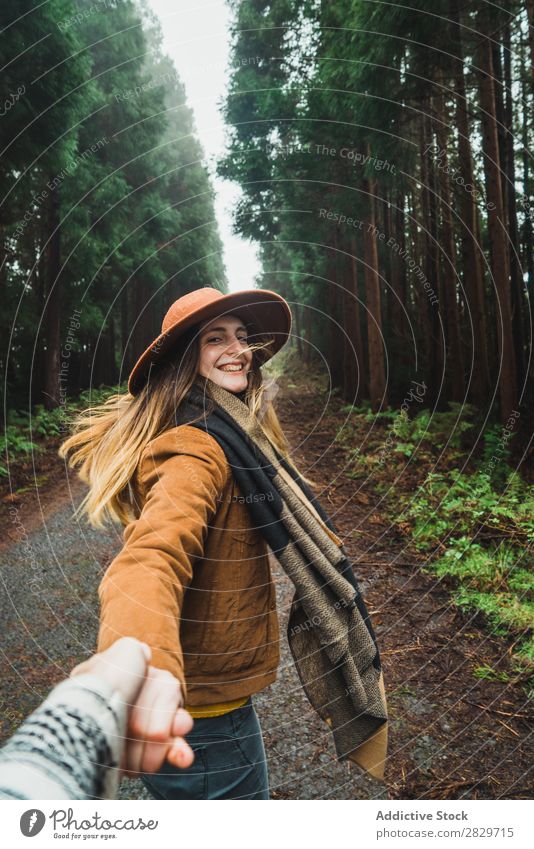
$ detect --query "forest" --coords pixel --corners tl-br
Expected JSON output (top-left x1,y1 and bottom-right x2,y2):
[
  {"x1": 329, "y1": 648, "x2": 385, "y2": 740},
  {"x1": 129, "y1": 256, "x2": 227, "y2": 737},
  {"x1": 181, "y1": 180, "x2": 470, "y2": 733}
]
[
  {"x1": 220, "y1": 0, "x2": 533, "y2": 433},
  {"x1": 0, "y1": 0, "x2": 532, "y2": 802},
  {"x1": 1, "y1": 0, "x2": 225, "y2": 414},
  {"x1": 1, "y1": 0, "x2": 532, "y2": 439}
]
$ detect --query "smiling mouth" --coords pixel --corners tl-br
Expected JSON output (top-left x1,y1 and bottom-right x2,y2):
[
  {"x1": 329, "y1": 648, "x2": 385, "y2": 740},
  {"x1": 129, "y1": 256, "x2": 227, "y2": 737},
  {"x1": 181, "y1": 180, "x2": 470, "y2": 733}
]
[{"x1": 216, "y1": 363, "x2": 245, "y2": 373}]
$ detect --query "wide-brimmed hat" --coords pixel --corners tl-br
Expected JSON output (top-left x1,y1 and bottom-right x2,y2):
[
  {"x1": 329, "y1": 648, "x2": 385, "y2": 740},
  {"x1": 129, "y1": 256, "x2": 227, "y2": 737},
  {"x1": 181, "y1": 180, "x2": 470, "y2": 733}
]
[{"x1": 128, "y1": 286, "x2": 292, "y2": 395}]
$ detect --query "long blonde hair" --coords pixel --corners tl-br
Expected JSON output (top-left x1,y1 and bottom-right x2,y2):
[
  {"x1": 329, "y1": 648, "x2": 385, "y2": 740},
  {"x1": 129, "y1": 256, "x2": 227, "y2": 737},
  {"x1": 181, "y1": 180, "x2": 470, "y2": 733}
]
[{"x1": 59, "y1": 321, "x2": 314, "y2": 528}]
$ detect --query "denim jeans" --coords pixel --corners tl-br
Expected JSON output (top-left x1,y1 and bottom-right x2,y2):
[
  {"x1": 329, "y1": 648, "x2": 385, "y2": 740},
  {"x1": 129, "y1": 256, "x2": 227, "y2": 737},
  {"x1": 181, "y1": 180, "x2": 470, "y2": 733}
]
[{"x1": 140, "y1": 697, "x2": 269, "y2": 800}]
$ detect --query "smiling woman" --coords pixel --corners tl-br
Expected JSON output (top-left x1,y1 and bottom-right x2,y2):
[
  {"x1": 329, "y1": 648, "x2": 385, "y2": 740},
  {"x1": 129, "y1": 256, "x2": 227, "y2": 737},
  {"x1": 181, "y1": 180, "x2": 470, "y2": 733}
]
[
  {"x1": 59, "y1": 285, "x2": 388, "y2": 800},
  {"x1": 198, "y1": 314, "x2": 252, "y2": 391},
  {"x1": 58, "y1": 286, "x2": 306, "y2": 800}
]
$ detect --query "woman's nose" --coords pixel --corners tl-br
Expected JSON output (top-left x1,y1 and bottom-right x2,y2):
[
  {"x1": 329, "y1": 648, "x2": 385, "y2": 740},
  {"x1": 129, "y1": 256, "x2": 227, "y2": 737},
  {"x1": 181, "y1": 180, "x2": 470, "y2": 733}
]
[{"x1": 226, "y1": 338, "x2": 245, "y2": 357}]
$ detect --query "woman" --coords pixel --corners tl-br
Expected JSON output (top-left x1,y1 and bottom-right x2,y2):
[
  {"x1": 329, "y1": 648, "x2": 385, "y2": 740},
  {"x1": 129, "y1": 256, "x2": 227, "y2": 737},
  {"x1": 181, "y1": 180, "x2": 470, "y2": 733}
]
[{"x1": 59, "y1": 286, "x2": 388, "y2": 801}]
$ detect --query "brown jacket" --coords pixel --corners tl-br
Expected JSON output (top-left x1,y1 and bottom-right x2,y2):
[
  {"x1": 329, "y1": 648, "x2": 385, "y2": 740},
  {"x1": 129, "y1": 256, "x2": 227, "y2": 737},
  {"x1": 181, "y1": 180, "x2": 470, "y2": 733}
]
[{"x1": 96, "y1": 425, "x2": 280, "y2": 705}]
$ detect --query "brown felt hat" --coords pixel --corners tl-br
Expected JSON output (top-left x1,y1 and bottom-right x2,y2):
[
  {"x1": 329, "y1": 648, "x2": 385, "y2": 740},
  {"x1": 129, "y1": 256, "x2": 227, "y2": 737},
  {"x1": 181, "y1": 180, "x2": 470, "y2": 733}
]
[{"x1": 128, "y1": 286, "x2": 292, "y2": 395}]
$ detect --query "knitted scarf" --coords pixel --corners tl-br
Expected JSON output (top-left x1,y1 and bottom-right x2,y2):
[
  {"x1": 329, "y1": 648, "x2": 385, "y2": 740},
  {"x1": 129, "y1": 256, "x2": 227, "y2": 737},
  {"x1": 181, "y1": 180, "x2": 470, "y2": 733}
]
[{"x1": 176, "y1": 376, "x2": 388, "y2": 782}]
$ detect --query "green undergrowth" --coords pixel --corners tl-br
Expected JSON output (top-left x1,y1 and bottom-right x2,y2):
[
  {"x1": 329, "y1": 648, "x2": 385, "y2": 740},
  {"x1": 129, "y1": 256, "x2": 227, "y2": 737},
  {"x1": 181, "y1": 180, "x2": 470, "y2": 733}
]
[
  {"x1": 0, "y1": 385, "x2": 123, "y2": 477},
  {"x1": 336, "y1": 401, "x2": 534, "y2": 684}
]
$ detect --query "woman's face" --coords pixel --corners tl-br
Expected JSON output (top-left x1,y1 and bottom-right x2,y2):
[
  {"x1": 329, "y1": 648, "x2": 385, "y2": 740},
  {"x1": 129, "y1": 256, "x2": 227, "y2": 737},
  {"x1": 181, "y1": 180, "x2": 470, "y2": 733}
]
[{"x1": 197, "y1": 313, "x2": 252, "y2": 393}]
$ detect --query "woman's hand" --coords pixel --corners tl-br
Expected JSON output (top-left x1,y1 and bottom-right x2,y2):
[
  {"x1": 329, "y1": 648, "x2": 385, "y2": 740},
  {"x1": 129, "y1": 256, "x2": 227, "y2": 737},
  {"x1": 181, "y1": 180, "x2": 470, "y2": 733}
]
[
  {"x1": 69, "y1": 637, "x2": 195, "y2": 776},
  {"x1": 122, "y1": 664, "x2": 194, "y2": 776}
]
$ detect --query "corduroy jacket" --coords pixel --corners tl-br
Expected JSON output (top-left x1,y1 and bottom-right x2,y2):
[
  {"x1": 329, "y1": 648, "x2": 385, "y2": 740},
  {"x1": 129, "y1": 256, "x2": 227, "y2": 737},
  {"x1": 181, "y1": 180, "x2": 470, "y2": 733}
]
[{"x1": 96, "y1": 425, "x2": 280, "y2": 705}]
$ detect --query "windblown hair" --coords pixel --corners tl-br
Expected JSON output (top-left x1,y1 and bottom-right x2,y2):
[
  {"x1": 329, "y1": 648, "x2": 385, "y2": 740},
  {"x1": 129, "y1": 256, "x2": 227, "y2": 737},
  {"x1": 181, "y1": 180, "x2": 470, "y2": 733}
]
[{"x1": 59, "y1": 321, "x2": 314, "y2": 528}]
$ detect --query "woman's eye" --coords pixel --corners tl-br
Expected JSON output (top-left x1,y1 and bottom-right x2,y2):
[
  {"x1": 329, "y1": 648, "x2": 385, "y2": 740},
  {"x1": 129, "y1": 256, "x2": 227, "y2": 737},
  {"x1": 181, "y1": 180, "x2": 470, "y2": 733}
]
[{"x1": 207, "y1": 336, "x2": 248, "y2": 344}]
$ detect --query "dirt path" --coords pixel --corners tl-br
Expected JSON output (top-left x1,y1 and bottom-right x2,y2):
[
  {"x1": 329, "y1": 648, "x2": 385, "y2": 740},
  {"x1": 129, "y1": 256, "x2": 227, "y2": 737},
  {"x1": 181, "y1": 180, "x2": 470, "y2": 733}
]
[
  {"x1": 0, "y1": 372, "x2": 531, "y2": 799},
  {"x1": 273, "y1": 371, "x2": 532, "y2": 799}
]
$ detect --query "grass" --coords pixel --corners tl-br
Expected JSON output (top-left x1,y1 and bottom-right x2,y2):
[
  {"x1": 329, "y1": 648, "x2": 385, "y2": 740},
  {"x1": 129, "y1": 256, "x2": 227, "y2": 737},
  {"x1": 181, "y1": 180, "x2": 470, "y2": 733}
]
[
  {"x1": 335, "y1": 401, "x2": 534, "y2": 681},
  {"x1": 0, "y1": 385, "x2": 124, "y2": 476}
]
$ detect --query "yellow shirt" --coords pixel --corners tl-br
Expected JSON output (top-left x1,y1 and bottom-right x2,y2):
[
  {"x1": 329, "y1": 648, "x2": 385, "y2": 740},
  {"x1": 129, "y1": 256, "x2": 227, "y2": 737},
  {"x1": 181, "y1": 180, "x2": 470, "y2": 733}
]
[{"x1": 186, "y1": 696, "x2": 248, "y2": 718}]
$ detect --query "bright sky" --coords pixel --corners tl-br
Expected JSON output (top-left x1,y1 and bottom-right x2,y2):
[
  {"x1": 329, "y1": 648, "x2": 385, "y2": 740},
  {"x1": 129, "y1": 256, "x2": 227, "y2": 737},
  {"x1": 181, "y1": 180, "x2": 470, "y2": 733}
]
[{"x1": 147, "y1": 0, "x2": 261, "y2": 292}]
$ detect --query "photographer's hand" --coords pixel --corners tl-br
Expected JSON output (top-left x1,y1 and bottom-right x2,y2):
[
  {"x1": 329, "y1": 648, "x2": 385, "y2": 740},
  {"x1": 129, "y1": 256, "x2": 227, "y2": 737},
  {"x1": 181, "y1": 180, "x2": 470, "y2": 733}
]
[{"x1": 70, "y1": 636, "x2": 195, "y2": 775}]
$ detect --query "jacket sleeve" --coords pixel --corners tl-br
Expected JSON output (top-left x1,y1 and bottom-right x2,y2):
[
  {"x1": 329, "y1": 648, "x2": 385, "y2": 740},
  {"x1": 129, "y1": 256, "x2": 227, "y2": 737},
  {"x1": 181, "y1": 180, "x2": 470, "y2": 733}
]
[
  {"x1": 96, "y1": 425, "x2": 228, "y2": 700},
  {"x1": 0, "y1": 673, "x2": 126, "y2": 800}
]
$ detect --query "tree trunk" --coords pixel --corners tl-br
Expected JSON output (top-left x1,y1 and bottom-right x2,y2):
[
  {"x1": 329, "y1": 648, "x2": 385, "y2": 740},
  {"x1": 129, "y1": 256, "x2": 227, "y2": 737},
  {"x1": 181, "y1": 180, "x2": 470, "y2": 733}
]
[
  {"x1": 420, "y1": 113, "x2": 443, "y2": 405},
  {"x1": 120, "y1": 284, "x2": 132, "y2": 380},
  {"x1": 380, "y1": 197, "x2": 391, "y2": 340},
  {"x1": 477, "y1": 18, "x2": 518, "y2": 422},
  {"x1": 390, "y1": 194, "x2": 408, "y2": 342},
  {"x1": 108, "y1": 315, "x2": 117, "y2": 384},
  {"x1": 294, "y1": 302, "x2": 304, "y2": 359},
  {"x1": 525, "y1": 0, "x2": 534, "y2": 90},
  {"x1": 362, "y1": 174, "x2": 387, "y2": 411},
  {"x1": 503, "y1": 19, "x2": 526, "y2": 389},
  {"x1": 491, "y1": 42, "x2": 508, "y2": 224},
  {"x1": 329, "y1": 228, "x2": 345, "y2": 390},
  {"x1": 30, "y1": 219, "x2": 48, "y2": 406},
  {"x1": 344, "y1": 237, "x2": 365, "y2": 403},
  {"x1": 0, "y1": 227, "x2": 7, "y2": 292},
  {"x1": 130, "y1": 277, "x2": 152, "y2": 380},
  {"x1": 435, "y1": 74, "x2": 465, "y2": 401},
  {"x1": 43, "y1": 186, "x2": 62, "y2": 410},
  {"x1": 92, "y1": 321, "x2": 116, "y2": 388},
  {"x1": 521, "y1": 66, "x2": 533, "y2": 302},
  {"x1": 450, "y1": 0, "x2": 489, "y2": 405},
  {"x1": 303, "y1": 301, "x2": 313, "y2": 364}
]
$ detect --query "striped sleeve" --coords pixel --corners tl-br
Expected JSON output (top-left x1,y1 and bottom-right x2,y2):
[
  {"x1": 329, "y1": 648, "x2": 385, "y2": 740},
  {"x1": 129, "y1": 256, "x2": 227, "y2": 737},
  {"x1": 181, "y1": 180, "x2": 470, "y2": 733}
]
[{"x1": 0, "y1": 674, "x2": 126, "y2": 800}]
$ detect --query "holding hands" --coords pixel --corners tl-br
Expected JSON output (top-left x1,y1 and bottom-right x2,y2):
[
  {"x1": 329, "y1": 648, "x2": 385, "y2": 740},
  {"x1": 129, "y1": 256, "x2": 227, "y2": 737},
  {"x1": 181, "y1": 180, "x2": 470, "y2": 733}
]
[{"x1": 70, "y1": 637, "x2": 195, "y2": 777}]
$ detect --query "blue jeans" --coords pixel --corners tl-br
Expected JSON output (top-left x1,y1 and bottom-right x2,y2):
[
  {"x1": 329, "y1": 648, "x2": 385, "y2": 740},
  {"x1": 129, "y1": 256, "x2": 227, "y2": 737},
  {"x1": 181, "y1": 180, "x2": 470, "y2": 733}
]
[{"x1": 140, "y1": 697, "x2": 269, "y2": 800}]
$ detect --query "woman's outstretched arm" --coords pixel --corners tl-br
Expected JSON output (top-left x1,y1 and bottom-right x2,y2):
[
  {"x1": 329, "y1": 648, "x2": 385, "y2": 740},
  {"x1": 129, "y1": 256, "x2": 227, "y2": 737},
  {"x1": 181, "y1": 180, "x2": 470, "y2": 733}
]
[{"x1": 97, "y1": 425, "x2": 229, "y2": 701}]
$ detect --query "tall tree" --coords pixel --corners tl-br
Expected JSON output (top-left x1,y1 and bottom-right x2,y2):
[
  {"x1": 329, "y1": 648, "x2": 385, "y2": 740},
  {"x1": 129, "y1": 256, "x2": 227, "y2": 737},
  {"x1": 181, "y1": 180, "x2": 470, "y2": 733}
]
[{"x1": 476, "y1": 6, "x2": 518, "y2": 422}]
